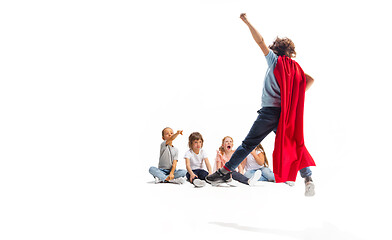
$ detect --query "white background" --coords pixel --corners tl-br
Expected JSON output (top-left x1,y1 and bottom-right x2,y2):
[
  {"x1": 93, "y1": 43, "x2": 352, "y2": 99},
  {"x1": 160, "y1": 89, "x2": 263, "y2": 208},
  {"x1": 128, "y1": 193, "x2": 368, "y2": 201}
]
[{"x1": 1, "y1": 0, "x2": 391, "y2": 239}]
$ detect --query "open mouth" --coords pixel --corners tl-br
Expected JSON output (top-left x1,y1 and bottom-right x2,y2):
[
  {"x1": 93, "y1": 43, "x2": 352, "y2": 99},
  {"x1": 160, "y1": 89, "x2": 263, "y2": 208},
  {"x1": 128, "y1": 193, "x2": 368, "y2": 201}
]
[{"x1": 227, "y1": 146, "x2": 231, "y2": 149}]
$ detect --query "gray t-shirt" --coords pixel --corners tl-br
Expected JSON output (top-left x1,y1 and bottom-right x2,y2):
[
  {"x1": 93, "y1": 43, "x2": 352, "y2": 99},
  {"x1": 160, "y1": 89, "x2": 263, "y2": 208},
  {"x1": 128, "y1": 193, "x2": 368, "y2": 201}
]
[
  {"x1": 158, "y1": 140, "x2": 178, "y2": 170},
  {"x1": 261, "y1": 50, "x2": 281, "y2": 107}
]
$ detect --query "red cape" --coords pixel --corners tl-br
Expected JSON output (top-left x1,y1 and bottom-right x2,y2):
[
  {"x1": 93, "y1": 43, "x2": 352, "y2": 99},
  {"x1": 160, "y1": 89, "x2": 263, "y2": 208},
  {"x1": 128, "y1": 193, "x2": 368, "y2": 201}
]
[{"x1": 272, "y1": 56, "x2": 316, "y2": 183}]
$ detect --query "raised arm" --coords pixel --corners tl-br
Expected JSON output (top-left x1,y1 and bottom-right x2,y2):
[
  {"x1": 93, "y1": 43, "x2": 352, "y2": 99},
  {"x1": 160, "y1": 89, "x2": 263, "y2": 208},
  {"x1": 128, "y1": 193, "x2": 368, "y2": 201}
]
[
  {"x1": 166, "y1": 130, "x2": 183, "y2": 146},
  {"x1": 215, "y1": 152, "x2": 223, "y2": 170},
  {"x1": 240, "y1": 13, "x2": 269, "y2": 56}
]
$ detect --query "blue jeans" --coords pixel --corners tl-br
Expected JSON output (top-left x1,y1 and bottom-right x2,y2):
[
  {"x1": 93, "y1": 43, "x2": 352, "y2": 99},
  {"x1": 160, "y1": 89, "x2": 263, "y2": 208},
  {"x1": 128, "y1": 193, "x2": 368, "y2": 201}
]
[
  {"x1": 299, "y1": 166, "x2": 312, "y2": 178},
  {"x1": 244, "y1": 167, "x2": 275, "y2": 182},
  {"x1": 244, "y1": 166, "x2": 311, "y2": 181},
  {"x1": 225, "y1": 107, "x2": 312, "y2": 179},
  {"x1": 149, "y1": 167, "x2": 187, "y2": 181},
  {"x1": 225, "y1": 107, "x2": 281, "y2": 171}
]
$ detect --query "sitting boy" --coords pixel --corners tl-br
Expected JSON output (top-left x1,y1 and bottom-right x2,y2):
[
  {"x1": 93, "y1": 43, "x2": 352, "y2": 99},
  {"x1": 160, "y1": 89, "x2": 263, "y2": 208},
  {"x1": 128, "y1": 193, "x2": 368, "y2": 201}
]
[{"x1": 149, "y1": 127, "x2": 187, "y2": 184}]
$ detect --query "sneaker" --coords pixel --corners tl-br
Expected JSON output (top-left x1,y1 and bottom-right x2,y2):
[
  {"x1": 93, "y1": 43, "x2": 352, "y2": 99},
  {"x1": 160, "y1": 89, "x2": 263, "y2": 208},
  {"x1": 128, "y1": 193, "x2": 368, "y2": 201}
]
[
  {"x1": 248, "y1": 170, "x2": 262, "y2": 186},
  {"x1": 205, "y1": 169, "x2": 232, "y2": 186},
  {"x1": 193, "y1": 179, "x2": 206, "y2": 188},
  {"x1": 285, "y1": 181, "x2": 295, "y2": 187},
  {"x1": 154, "y1": 177, "x2": 163, "y2": 184},
  {"x1": 169, "y1": 177, "x2": 185, "y2": 184},
  {"x1": 304, "y1": 177, "x2": 315, "y2": 197}
]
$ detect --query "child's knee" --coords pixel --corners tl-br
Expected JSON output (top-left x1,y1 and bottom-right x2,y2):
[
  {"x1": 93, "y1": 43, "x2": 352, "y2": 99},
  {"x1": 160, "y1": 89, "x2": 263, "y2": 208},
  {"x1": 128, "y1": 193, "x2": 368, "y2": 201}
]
[
  {"x1": 177, "y1": 169, "x2": 187, "y2": 177},
  {"x1": 261, "y1": 167, "x2": 270, "y2": 174},
  {"x1": 199, "y1": 170, "x2": 209, "y2": 180},
  {"x1": 243, "y1": 171, "x2": 253, "y2": 179},
  {"x1": 149, "y1": 166, "x2": 157, "y2": 174}
]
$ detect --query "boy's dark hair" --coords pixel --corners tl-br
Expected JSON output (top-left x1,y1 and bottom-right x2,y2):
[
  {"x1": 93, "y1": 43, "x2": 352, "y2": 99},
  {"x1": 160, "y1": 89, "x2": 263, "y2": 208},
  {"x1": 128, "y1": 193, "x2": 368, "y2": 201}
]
[
  {"x1": 188, "y1": 132, "x2": 204, "y2": 149},
  {"x1": 269, "y1": 37, "x2": 296, "y2": 58}
]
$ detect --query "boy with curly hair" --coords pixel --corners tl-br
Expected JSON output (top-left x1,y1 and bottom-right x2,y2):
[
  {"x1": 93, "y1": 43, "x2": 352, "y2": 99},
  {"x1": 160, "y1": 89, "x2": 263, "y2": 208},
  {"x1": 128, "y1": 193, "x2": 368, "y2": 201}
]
[{"x1": 206, "y1": 13, "x2": 316, "y2": 196}]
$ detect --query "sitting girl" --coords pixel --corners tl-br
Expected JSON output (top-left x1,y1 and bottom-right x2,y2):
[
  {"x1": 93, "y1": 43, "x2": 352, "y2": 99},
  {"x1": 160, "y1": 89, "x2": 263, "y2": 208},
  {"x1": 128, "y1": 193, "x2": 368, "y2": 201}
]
[
  {"x1": 184, "y1": 132, "x2": 213, "y2": 187},
  {"x1": 242, "y1": 144, "x2": 275, "y2": 182},
  {"x1": 214, "y1": 136, "x2": 261, "y2": 186}
]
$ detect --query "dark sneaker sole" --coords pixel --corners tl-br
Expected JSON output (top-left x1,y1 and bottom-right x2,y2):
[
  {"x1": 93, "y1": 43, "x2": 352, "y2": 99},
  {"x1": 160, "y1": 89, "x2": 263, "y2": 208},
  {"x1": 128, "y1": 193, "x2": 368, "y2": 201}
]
[{"x1": 205, "y1": 176, "x2": 232, "y2": 186}]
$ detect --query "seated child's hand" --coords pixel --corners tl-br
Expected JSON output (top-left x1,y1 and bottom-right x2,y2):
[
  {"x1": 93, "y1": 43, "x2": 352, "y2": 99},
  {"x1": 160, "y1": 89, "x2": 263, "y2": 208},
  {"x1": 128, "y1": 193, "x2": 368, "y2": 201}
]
[
  {"x1": 190, "y1": 173, "x2": 197, "y2": 182},
  {"x1": 166, "y1": 173, "x2": 175, "y2": 181},
  {"x1": 177, "y1": 130, "x2": 183, "y2": 135}
]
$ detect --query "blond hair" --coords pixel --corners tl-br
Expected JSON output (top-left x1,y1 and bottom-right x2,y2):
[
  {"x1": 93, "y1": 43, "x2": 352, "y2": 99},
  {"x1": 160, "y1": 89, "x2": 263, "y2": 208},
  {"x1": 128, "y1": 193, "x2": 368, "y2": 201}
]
[{"x1": 219, "y1": 136, "x2": 233, "y2": 155}]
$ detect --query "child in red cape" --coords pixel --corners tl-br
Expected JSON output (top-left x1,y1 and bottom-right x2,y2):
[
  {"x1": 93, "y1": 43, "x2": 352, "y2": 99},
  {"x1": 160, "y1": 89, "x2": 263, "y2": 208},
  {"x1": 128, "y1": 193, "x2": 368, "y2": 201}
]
[{"x1": 206, "y1": 13, "x2": 316, "y2": 196}]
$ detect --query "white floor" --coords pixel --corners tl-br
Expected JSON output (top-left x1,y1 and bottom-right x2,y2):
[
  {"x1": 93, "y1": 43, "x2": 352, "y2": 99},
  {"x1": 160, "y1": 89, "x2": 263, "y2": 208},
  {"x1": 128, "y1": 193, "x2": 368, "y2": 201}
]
[
  {"x1": 131, "y1": 173, "x2": 390, "y2": 240},
  {"x1": 1, "y1": 165, "x2": 390, "y2": 240}
]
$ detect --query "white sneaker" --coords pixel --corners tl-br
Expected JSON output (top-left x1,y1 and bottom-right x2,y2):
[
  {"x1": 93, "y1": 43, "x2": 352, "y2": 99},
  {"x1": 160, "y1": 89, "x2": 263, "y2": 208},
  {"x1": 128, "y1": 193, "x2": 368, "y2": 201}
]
[
  {"x1": 169, "y1": 177, "x2": 185, "y2": 184},
  {"x1": 154, "y1": 177, "x2": 162, "y2": 184},
  {"x1": 285, "y1": 181, "x2": 295, "y2": 187},
  {"x1": 248, "y1": 170, "x2": 262, "y2": 186},
  {"x1": 305, "y1": 181, "x2": 315, "y2": 197},
  {"x1": 193, "y1": 179, "x2": 206, "y2": 188}
]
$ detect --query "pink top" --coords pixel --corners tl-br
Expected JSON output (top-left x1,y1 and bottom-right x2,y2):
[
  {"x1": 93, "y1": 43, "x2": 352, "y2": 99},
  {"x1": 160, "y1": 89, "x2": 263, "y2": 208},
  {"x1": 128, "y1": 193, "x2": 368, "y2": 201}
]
[{"x1": 214, "y1": 150, "x2": 236, "y2": 171}]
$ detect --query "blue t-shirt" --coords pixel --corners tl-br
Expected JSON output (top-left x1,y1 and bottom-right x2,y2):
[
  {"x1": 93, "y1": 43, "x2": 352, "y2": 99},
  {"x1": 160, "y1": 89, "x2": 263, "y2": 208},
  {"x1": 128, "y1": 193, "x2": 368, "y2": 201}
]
[{"x1": 261, "y1": 50, "x2": 281, "y2": 107}]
